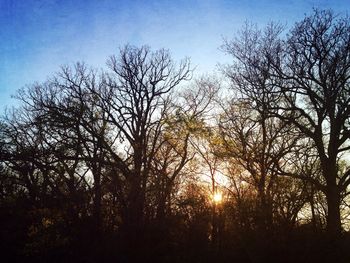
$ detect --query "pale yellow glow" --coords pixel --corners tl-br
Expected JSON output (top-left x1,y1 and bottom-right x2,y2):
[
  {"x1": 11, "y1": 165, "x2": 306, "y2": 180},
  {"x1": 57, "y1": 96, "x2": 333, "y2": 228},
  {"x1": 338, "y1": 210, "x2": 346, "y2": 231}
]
[{"x1": 213, "y1": 192, "x2": 222, "y2": 203}]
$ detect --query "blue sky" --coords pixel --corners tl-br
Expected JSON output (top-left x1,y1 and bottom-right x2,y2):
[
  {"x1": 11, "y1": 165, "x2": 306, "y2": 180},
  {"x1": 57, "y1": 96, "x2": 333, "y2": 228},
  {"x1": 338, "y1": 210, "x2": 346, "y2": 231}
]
[{"x1": 0, "y1": 0, "x2": 349, "y2": 111}]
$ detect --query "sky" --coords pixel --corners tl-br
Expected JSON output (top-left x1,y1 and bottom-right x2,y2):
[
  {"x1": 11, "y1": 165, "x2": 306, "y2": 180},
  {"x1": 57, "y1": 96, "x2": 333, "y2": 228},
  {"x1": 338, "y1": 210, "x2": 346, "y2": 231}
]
[{"x1": 0, "y1": 0, "x2": 349, "y2": 111}]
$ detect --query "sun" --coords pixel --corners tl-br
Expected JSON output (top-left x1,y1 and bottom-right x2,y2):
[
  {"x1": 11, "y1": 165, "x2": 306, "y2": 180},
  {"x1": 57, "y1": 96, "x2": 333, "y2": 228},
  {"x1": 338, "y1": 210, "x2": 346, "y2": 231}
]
[{"x1": 213, "y1": 192, "x2": 223, "y2": 204}]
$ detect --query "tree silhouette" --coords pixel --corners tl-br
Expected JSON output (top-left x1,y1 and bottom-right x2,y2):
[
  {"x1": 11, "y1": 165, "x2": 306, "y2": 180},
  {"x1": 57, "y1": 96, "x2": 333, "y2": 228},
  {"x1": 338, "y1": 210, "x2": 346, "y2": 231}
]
[{"x1": 223, "y1": 9, "x2": 350, "y2": 237}]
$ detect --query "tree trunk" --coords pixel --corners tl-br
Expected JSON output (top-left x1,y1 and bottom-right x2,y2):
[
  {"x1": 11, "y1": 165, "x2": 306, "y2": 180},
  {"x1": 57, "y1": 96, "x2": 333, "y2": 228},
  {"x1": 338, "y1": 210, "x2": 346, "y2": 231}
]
[
  {"x1": 125, "y1": 174, "x2": 144, "y2": 243},
  {"x1": 212, "y1": 204, "x2": 218, "y2": 246},
  {"x1": 93, "y1": 176, "x2": 102, "y2": 233},
  {"x1": 325, "y1": 184, "x2": 342, "y2": 236}
]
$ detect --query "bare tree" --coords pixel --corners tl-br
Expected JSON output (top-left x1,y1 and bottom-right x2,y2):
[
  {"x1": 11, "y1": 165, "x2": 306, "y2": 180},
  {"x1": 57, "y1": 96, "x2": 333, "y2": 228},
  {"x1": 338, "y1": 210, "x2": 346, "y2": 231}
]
[
  {"x1": 218, "y1": 98, "x2": 301, "y2": 232},
  {"x1": 88, "y1": 45, "x2": 192, "y2": 245},
  {"x1": 223, "y1": 10, "x2": 350, "y2": 236},
  {"x1": 271, "y1": 10, "x2": 350, "y2": 235}
]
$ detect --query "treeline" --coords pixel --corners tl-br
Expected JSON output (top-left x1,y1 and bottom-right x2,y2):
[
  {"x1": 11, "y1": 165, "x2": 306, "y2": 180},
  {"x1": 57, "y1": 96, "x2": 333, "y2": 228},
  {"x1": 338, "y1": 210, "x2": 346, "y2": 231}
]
[{"x1": 1, "y1": 9, "x2": 350, "y2": 263}]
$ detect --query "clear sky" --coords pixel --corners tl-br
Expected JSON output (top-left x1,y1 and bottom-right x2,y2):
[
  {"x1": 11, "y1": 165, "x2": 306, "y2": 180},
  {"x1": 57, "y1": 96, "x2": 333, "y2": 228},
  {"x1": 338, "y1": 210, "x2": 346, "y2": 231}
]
[{"x1": 0, "y1": 0, "x2": 349, "y2": 111}]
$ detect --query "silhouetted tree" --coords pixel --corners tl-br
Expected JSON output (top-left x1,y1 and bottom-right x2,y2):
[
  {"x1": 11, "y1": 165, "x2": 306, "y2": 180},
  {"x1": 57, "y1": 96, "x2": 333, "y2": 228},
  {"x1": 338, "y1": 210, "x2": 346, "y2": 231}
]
[
  {"x1": 223, "y1": 10, "x2": 350, "y2": 236},
  {"x1": 86, "y1": 45, "x2": 192, "y2": 253}
]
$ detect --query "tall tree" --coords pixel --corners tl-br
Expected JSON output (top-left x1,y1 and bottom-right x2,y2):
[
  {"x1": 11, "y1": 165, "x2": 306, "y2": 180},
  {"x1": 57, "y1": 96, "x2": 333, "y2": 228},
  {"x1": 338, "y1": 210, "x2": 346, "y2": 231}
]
[
  {"x1": 218, "y1": 98, "x2": 299, "y2": 232},
  {"x1": 92, "y1": 45, "x2": 191, "y2": 246},
  {"x1": 223, "y1": 9, "x2": 350, "y2": 235}
]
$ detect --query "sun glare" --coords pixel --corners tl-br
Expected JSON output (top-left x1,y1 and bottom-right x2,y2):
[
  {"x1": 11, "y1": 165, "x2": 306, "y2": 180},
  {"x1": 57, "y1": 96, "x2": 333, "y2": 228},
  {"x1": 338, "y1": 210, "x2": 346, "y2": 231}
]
[{"x1": 213, "y1": 192, "x2": 223, "y2": 203}]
